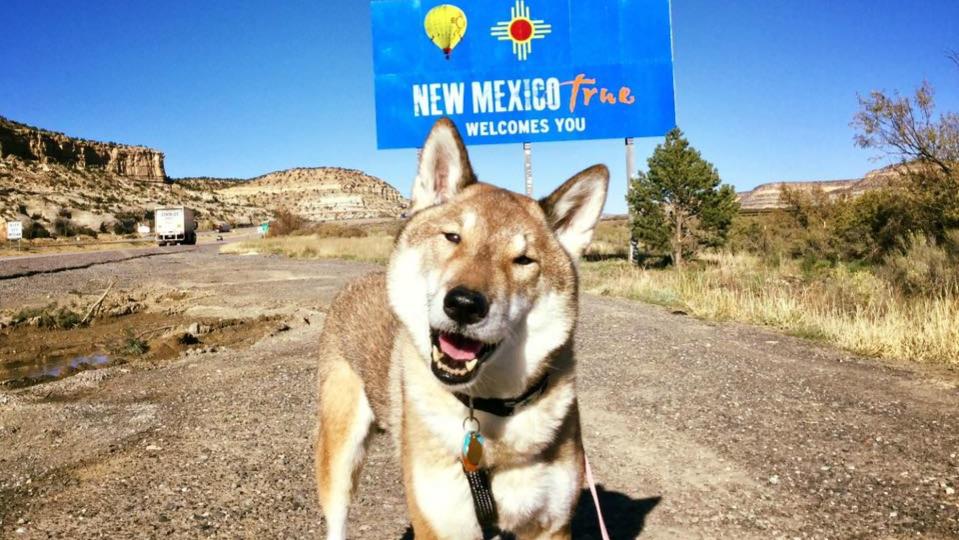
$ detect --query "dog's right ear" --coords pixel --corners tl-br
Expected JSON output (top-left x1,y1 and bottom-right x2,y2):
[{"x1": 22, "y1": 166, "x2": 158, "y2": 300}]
[{"x1": 411, "y1": 118, "x2": 477, "y2": 212}]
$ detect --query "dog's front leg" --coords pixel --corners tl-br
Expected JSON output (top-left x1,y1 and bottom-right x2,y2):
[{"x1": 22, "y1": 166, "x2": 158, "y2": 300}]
[
  {"x1": 315, "y1": 361, "x2": 375, "y2": 540},
  {"x1": 404, "y1": 455, "x2": 484, "y2": 540}
]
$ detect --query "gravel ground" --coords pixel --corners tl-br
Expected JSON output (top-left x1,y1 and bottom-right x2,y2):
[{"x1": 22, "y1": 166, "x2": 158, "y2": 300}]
[
  {"x1": 0, "y1": 229, "x2": 255, "y2": 282},
  {"x1": 1, "y1": 251, "x2": 957, "y2": 538}
]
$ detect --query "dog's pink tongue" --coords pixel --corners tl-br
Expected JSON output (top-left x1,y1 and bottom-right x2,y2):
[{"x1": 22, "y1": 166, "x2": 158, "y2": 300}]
[{"x1": 438, "y1": 333, "x2": 483, "y2": 361}]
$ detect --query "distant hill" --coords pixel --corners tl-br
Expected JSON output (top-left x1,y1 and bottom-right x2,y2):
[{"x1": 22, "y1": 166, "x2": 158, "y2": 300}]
[
  {"x1": 220, "y1": 167, "x2": 408, "y2": 221},
  {"x1": 736, "y1": 166, "x2": 903, "y2": 213},
  {"x1": 0, "y1": 116, "x2": 408, "y2": 237},
  {"x1": 0, "y1": 157, "x2": 270, "y2": 233}
]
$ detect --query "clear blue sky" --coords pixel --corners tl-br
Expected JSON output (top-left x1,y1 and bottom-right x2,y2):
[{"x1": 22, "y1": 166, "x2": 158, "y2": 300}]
[{"x1": 2, "y1": 1, "x2": 957, "y2": 214}]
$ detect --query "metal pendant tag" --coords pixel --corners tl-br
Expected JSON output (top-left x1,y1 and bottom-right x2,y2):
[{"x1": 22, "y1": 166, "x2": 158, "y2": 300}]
[{"x1": 462, "y1": 431, "x2": 484, "y2": 472}]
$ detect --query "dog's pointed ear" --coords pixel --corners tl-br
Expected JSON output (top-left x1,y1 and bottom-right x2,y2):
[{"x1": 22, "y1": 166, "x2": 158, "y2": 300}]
[
  {"x1": 539, "y1": 164, "x2": 609, "y2": 259},
  {"x1": 411, "y1": 118, "x2": 477, "y2": 212}
]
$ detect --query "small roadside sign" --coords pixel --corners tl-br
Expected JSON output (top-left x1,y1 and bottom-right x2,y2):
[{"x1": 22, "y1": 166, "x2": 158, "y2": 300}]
[
  {"x1": 6, "y1": 221, "x2": 23, "y2": 241},
  {"x1": 259, "y1": 222, "x2": 270, "y2": 237}
]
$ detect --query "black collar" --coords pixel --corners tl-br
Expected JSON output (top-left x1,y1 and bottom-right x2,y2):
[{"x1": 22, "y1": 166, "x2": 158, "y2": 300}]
[{"x1": 454, "y1": 375, "x2": 550, "y2": 417}]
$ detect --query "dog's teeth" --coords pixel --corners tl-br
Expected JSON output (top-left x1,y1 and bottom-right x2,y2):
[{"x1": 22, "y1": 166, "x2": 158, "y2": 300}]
[
  {"x1": 432, "y1": 346, "x2": 442, "y2": 362},
  {"x1": 466, "y1": 359, "x2": 477, "y2": 371}
]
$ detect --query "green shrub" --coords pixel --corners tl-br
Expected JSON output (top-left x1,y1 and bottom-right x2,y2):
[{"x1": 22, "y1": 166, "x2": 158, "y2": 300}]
[
  {"x1": 53, "y1": 217, "x2": 76, "y2": 237},
  {"x1": 267, "y1": 210, "x2": 309, "y2": 237},
  {"x1": 122, "y1": 330, "x2": 149, "y2": 355},
  {"x1": 112, "y1": 215, "x2": 137, "y2": 235},
  {"x1": 24, "y1": 222, "x2": 51, "y2": 239},
  {"x1": 880, "y1": 234, "x2": 959, "y2": 296},
  {"x1": 12, "y1": 304, "x2": 85, "y2": 329}
]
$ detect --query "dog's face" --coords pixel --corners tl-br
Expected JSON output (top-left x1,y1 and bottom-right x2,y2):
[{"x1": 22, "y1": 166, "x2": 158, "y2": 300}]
[{"x1": 387, "y1": 119, "x2": 608, "y2": 397}]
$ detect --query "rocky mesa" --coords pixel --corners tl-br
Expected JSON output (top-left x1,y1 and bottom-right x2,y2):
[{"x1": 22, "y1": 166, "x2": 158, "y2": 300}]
[
  {"x1": 0, "y1": 115, "x2": 407, "y2": 239},
  {"x1": 0, "y1": 116, "x2": 165, "y2": 180},
  {"x1": 736, "y1": 166, "x2": 903, "y2": 213},
  {"x1": 220, "y1": 167, "x2": 408, "y2": 221}
]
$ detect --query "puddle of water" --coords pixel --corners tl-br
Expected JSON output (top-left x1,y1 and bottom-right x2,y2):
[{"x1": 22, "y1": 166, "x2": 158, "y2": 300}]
[
  {"x1": 43, "y1": 354, "x2": 110, "y2": 378},
  {"x1": 1, "y1": 311, "x2": 280, "y2": 389},
  {"x1": 0, "y1": 352, "x2": 113, "y2": 388}
]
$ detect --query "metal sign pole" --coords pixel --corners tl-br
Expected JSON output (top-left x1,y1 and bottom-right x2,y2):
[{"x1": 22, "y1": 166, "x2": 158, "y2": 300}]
[
  {"x1": 625, "y1": 138, "x2": 636, "y2": 264},
  {"x1": 523, "y1": 142, "x2": 533, "y2": 197}
]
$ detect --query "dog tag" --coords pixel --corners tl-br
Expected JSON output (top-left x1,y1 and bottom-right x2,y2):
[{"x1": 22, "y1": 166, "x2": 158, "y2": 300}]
[{"x1": 462, "y1": 431, "x2": 484, "y2": 472}]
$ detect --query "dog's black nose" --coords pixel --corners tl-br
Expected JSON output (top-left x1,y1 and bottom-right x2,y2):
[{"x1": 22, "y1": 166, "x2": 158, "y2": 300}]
[{"x1": 443, "y1": 286, "x2": 489, "y2": 325}]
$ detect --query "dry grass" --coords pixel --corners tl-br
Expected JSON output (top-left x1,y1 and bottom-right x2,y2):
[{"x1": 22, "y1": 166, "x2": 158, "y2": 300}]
[
  {"x1": 585, "y1": 218, "x2": 630, "y2": 259},
  {"x1": 0, "y1": 238, "x2": 152, "y2": 257},
  {"x1": 223, "y1": 217, "x2": 958, "y2": 365},
  {"x1": 221, "y1": 234, "x2": 394, "y2": 264},
  {"x1": 581, "y1": 254, "x2": 959, "y2": 365}
]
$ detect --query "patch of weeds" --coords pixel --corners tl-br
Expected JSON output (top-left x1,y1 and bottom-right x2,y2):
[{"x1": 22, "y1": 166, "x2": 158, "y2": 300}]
[
  {"x1": 12, "y1": 304, "x2": 86, "y2": 329},
  {"x1": 786, "y1": 326, "x2": 828, "y2": 341},
  {"x1": 122, "y1": 330, "x2": 149, "y2": 356}
]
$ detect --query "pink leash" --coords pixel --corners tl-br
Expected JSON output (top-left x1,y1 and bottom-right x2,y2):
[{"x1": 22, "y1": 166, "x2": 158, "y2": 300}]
[{"x1": 584, "y1": 454, "x2": 611, "y2": 540}]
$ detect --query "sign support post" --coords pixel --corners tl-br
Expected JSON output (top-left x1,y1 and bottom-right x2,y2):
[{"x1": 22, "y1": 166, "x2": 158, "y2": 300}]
[
  {"x1": 625, "y1": 138, "x2": 636, "y2": 263},
  {"x1": 523, "y1": 142, "x2": 533, "y2": 197}
]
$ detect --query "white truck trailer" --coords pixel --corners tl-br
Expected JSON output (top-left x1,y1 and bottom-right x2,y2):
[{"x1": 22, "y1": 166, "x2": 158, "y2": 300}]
[{"x1": 154, "y1": 206, "x2": 198, "y2": 246}]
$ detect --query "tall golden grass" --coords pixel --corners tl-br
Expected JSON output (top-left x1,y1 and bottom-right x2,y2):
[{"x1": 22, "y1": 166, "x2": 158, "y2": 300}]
[{"x1": 581, "y1": 254, "x2": 959, "y2": 365}]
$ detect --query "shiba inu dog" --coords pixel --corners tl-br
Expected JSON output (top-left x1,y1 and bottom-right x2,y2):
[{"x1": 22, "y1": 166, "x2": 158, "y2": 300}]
[{"x1": 314, "y1": 118, "x2": 608, "y2": 539}]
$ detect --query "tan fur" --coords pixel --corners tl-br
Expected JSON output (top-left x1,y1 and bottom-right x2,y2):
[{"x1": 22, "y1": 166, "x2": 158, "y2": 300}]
[
  {"x1": 314, "y1": 118, "x2": 608, "y2": 540},
  {"x1": 314, "y1": 361, "x2": 363, "y2": 501}
]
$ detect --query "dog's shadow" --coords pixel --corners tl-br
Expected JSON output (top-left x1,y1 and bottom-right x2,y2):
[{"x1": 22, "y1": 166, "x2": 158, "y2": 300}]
[
  {"x1": 400, "y1": 485, "x2": 660, "y2": 539},
  {"x1": 570, "y1": 485, "x2": 660, "y2": 539}
]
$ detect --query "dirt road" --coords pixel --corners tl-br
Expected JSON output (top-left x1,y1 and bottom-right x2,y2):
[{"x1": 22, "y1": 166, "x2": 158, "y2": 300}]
[
  {"x1": 1, "y1": 250, "x2": 957, "y2": 538},
  {"x1": 0, "y1": 228, "x2": 257, "y2": 280}
]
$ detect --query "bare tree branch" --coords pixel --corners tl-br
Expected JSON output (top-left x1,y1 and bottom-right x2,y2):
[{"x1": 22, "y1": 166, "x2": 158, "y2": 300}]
[{"x1": 852, "y1": 83, "x2": 955, "y2": 175}]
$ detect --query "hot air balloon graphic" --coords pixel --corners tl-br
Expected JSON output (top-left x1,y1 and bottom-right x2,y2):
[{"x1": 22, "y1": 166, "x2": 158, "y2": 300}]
[{"x1": 424, "y1": 4, "x2": 467, "y2": 60}]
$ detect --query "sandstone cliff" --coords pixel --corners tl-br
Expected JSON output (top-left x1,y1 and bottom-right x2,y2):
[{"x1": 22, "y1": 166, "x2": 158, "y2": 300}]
[
  {"x1": 0, "y1": 115, "x2": 406, "y2": 238},
  {"x1": 736, "y1": 167, "x2": 904, "y2": 213},
  {"x1": 221, "y1": 167, "x2": 408, "y2": 221},
  {"x1": 0, "y1": 157, "x2": 270, "y2": 232},
  {"x1": 737, "y1": 179, "x2": 859, "y2": 212},
  {"x1": 0, "y1": 116, "x2": 165, "y2": 180}
]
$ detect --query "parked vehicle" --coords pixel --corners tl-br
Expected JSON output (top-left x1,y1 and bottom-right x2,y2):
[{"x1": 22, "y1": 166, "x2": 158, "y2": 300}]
[
  {"x1": 154, "y1": 206, "x2": 198, "y2": 246},
  {"x1": 216, "y1": 223, "x2": 232, "y2": 233}
]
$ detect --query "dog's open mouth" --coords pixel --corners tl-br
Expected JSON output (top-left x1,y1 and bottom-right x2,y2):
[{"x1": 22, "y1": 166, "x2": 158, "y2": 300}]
[{"x1": 430, "y1": 330, "x2": 497, "y2": 385}]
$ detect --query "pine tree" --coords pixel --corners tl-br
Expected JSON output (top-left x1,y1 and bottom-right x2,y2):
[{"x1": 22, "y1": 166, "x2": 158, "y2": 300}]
[{"x1": 627, "y1": 128, "x2": 739, "y2": 267}]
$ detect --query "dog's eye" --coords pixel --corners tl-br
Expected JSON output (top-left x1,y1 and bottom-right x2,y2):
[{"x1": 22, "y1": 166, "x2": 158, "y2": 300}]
[
  {"x1": 514, "y1": 255, "x2": 535, "y2": 266},
  {"x1": 443, "y1": 232, "x2": 461, "y2": 244}
]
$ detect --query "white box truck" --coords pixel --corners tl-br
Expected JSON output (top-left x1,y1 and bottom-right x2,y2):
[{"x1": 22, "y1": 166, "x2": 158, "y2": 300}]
[{"x1": 154, "y1": 206, "x2": 198, "y2": 246}]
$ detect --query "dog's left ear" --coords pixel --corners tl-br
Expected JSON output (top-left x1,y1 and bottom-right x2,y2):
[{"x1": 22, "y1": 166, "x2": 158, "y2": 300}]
[
  {"x1": 411, "y1": 118, "x2": 477, "y2": 212},
  {"x1": 539, "y1": 164, "x2": 609, "y2": 259}
]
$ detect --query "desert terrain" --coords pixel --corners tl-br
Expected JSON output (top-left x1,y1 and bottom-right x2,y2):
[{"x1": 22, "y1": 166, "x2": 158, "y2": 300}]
[{"x1": 1, "y1": 247, "x2": 957, "y2": 538}]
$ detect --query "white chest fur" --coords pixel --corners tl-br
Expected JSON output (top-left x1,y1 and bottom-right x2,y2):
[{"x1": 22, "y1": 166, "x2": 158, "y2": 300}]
[
  {"x1": 400, "y1": 342, "x2": 581, "y2": 538},
  {"x1": 410, "y1": 451, "x2": 580, "y2": 539}
]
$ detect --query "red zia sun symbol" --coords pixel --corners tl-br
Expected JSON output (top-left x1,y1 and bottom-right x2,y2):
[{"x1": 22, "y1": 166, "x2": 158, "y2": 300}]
[{"x1": 490, "y1": 0, "x2": 552, "y2": 61}]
